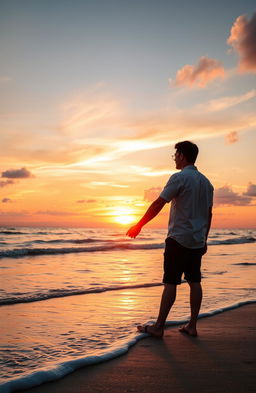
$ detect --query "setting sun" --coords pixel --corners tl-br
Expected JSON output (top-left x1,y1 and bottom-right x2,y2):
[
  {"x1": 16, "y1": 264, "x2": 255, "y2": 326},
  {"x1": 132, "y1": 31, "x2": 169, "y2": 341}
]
[{"x1": 112, "y1": 208, "x2": 137, "y2": 225}]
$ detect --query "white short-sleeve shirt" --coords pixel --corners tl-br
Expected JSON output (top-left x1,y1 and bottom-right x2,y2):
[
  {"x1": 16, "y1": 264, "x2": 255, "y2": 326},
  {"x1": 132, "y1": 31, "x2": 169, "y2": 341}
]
[{"x1": 160, "y1": 165, "x2": 214, "y2": 249}]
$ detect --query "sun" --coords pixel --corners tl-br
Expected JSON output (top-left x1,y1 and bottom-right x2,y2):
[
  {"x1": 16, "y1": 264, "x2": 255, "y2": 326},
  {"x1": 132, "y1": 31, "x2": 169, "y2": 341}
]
[
  {"x1": 112, "y1": 208, "x2": 137, "y2": 225},
  {"x1": 114, "y1": 215, "x2": 135, "y2": 225}
]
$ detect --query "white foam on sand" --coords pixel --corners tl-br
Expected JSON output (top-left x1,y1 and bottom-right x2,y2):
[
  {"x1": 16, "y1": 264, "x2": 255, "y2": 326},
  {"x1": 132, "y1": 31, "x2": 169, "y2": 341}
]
[{"x1": 1, "y1": 299, "x2": 255, "y2": 393}]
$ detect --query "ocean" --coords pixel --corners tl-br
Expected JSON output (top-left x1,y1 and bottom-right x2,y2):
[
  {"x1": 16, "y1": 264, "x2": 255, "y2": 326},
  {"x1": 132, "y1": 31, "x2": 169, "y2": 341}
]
[{"x1": 0, "y1": 227, "x2": 255, "y2": 393}]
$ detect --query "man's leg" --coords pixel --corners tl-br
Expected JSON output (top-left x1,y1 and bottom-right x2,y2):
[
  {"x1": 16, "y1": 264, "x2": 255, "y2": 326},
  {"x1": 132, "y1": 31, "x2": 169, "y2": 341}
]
[
  {"x1": 179, "y1": 282, "x2": 202, "y2": 336},
  {"x1": 155, "y1": 283, "x2": 177, "y2": 329},
  {"x1": 137, "y1": 283, "x2": 177, "y2": 337}
]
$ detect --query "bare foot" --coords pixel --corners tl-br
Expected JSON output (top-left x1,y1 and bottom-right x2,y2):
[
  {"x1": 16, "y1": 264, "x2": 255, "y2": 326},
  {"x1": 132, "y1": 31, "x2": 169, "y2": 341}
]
[
  {"x1": 179, "y1": 324, "x2": 197, "y2": 337},
  {"x1": 137, "y1": 324, "x2": 164, "y2": 338}
]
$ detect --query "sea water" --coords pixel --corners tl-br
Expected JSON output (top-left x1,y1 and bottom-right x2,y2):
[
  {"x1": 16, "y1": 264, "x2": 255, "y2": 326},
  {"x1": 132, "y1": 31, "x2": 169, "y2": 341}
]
[{"x1": 0, "y1": 227, "x2": 255, "y2": 392}]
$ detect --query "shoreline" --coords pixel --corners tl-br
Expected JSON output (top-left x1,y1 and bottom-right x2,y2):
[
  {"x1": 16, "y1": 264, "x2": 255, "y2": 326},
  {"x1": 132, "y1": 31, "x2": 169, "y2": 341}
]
[{"x1": 13, "y1": 302, "x2": 256, "y2": 393}]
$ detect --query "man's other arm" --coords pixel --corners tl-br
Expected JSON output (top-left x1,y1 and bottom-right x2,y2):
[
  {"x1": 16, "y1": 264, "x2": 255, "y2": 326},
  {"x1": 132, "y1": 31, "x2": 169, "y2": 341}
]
[
  {"x1": 202, "y1": 207, "x2": 213, "y2": 255},
  {"x1": 126, "y1": 197, "x2": 167, "y2": 238}
]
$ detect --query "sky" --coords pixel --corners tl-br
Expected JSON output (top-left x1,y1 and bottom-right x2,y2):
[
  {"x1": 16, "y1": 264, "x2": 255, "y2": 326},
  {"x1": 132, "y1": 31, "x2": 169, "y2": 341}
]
[{"x1": 0, "y1": 0, "x2": 256, "y2": 228}]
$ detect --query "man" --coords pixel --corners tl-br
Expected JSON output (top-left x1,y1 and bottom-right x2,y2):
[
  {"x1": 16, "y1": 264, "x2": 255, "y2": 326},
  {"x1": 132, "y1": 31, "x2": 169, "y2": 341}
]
[{"x1": 126, "y1": 141, "x2": 213, "y2": 338}]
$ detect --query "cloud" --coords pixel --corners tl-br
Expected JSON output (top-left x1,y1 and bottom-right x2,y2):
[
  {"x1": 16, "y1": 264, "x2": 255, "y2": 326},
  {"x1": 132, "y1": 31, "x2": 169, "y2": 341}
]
[
  {"x1": 1, "y1": 85, "x2": 255, "y2": 179},
  {"x1": 0, "y1": 76, "x2": 11, "y2": 83},
  {"x1": 36, "y1": 210, "x2": 78, "y2": 216},
  {"x1": 88, "y1": 181, "x2": 129, "y2": 188},
  {"x1": 2, "y1": 198, "x2": 12, "y2": 203},
  {"x1": 144, "y1": 187, "x2": 162, "y2": 202},
  {"x1": 77, "y1": 199, "x2": 97, "y2": 203},
  {"x1": 214, "y1": 185, "x2": 253, "y2": 206},
  {"x1": 227, "y1": 13, "x2": 256, "y2": 73},
  {"x1": 2, "y1": 167, "x2": 33, "y2": 179},
  {"x1": 243, "y1": 182, "x2": 256, "y2": 197},
  {"x1": 226, "y1": 131, "x2": 239, "y2": 144},
  {"x1": 59, "y1": 89, "x2": 126, "y2": 139},
  {"x1": 129, "y1": 165, "x2": 174, "y2": 177},
  {"x1": 0, "y1": 210, "x2": 30, "y2": 217},
  {"x1": 170, "y1": 56, "x2": 225, "y2": 88},
  {"x1": 204, "y1": 89, "x2": 256, "y2": 112},
  {"x1": 0, "y1": 179, "x2": 15, "y2": 188},
  {"x1": 0, "y1": 91, "x2": 122, "y2": 166}
]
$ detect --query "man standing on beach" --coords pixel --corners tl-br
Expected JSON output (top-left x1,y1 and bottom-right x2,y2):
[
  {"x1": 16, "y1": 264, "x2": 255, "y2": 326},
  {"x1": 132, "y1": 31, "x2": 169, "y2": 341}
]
[{"x1": 126, "y1": 141, "x2": 213, "y2": 337}]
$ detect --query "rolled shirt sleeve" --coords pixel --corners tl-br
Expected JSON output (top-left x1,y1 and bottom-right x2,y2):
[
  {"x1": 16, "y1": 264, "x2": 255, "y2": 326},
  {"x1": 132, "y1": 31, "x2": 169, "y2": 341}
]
[{"x1": 160, "y1": 173, "x2": 181, "y2": 202}]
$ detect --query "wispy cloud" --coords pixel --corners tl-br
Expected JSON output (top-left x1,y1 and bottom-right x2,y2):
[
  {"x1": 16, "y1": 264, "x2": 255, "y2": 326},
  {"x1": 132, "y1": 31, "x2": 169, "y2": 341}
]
[
  {"x1": 227, "y1": 13, "x2": 256, "y2": 73},
  {"x1": 170, "y1": 56, "x2": 225, "y2": 88},
  {"x1": 77, "y1": 199, "x2": 97, "y2": 203},
  {"x1": 59, "y1": 89, "x2": 126, "y2": 138},
  {"x1": 0, "y1": 180, "x2": 15, "y2": 188},
  {"x1": 36, "y1": 210, "x2": 78, "y2": 216},
  {"x1": 1, "y1": 86, "x2": 255, "y2": 181},
  {"x1": 88, "y1": 181, "x2": 129, "y2": 188},
  {"x1": 129, "y1": 165, "x2": 174, "y2": 177},
  {"x1": 0, "y1": 211, "x2": 30, "y2": 217},
  {"x1": 31, "y1": 103, "x2": 256, "y2": 176},
  {"x1": 202, "y1": 89, "x2": 256, "y2": 112},
  {"x1": 0, "y1": 76, "x2": 11, "y2": 83}
]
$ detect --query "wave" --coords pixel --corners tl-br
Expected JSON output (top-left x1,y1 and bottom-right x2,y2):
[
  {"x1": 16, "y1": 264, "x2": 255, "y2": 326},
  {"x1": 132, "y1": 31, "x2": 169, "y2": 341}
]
[
  {"x1": 0, "y1": 230, "x2": 72, "y2": 235},
  {"x1": 30, "y1": 238, "x2": 101, "y2": 244},
  {"x1": 209, "y1": 236, "x2": 255, "y2": 245},
  {"x1": 0, "y1": 283, "x2": 162, "y2": 306},
  {"x1": 0, "y1": 236, "x2": 254, "y2": 259},
  {"x1": 0, "y1": 242, "x2": 164, "y2": 259},
  {"x1": 1, "y1": 299, "x2": 255, "y2": 393},
  {"x1": 23, "y1": 236, "x2": 153, "y2": 245},
  {"x1": 0, "y1": 231, "x2": 26, "y2": 235}
]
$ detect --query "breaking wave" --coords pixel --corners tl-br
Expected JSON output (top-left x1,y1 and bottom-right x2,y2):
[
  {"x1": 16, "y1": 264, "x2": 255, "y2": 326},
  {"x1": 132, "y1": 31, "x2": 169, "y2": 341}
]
[{"x1": 0, "y1": 283, "x2": 162, "y2": 306}]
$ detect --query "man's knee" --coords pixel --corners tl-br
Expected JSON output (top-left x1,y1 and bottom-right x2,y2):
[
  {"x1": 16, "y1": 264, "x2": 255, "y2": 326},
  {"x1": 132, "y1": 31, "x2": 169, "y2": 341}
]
[
  {"x1": 164, "y1": 283, "x2": 177, "y2": 288},
  {"x1": 188, "y1": 281, "x2": 202, "y2": 288}
]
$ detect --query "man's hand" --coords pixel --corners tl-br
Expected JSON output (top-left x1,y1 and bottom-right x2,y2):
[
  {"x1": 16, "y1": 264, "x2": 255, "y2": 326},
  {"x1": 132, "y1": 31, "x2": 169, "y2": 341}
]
[
  {"x1": 126, "y1": 224, "x2": 142, "y2": 238},
  {"x1": 126, "y1": 197, "x2": 166, "y2": 239}
]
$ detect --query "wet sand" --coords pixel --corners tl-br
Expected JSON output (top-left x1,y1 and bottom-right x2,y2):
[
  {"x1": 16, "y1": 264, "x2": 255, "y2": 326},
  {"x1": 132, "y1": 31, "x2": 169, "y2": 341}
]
[{"x1": 19, "y1": 303, "x2": 256, "y2": 393}]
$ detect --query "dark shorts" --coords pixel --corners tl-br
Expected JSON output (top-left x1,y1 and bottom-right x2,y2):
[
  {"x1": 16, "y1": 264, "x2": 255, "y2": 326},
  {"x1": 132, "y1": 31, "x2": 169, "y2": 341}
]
[{"x1": 163, "y1": 237, "x2": 204, "y2": 285}]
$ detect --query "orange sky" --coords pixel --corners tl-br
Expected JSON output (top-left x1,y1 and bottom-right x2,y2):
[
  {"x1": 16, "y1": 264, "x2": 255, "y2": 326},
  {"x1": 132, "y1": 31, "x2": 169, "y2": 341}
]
[{"x1": 1, "y1": 3, "x2": 255, "y2": 228}]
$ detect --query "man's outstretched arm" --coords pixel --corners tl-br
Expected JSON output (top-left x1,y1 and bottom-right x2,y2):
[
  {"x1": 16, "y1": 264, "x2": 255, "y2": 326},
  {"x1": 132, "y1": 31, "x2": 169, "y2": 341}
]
[{"x1": 126, "y1": 197, "x2": 167, "y2": 238}]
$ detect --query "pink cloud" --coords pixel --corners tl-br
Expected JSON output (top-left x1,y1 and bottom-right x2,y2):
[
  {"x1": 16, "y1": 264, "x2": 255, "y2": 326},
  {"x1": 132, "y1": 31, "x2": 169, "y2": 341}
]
[
  {"x1": 227, "y1": 13, "x2": 256, "y2": 73},
  {"x1": 226, "y1": 131, "x2": 239, "y2": 144},
  {"x1": 2, "y1": 198, "x2": 13, "y2": 203},
  {"x1": 214, "y1": 185, "x2": 253, "y2": 206},
  {"x1": 170, "y1": 56, "x2": 225, "y2": 88}
]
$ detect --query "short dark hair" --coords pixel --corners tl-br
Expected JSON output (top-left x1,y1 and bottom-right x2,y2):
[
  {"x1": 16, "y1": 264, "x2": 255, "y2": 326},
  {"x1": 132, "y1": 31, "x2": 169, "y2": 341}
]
[{"x1": 175, "y1": 141, "x2": 199, "y2": 163}]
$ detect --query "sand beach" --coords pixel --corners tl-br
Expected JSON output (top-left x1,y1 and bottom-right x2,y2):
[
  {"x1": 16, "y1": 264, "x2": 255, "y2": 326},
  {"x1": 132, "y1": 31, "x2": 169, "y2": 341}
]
[{"x1": 18, "y1": 303, "x2": 256, "y2": 393}]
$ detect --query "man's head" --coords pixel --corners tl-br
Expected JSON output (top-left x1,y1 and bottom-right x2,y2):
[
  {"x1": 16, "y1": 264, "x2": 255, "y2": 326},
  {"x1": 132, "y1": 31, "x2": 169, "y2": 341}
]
[{"x1": 173, "y1": 141, "x2": 199, "y2": 169}]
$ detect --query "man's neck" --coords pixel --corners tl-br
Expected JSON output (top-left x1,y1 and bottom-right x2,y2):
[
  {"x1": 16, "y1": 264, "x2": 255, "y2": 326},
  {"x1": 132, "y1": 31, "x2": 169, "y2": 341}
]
[{"x1": 180, "y1": 162, "x2": 194, "y2": 170}]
